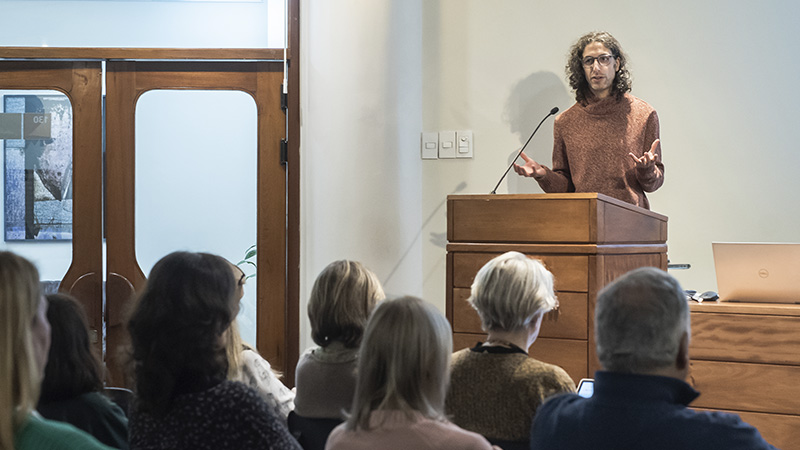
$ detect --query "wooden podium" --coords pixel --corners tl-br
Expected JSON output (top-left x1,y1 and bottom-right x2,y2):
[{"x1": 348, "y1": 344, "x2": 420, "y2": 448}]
[{"x1": 445, "y1": 193, "x2": 668, "y2": 382}]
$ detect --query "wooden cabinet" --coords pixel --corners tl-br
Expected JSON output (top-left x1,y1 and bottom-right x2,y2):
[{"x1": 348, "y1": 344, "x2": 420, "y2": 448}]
[
  {"x1": 689, "y1": 302, "x2": 800, "y2": 449},
  {"x1": 446, "y1": 193, "x2": 668, "y2": 384}
]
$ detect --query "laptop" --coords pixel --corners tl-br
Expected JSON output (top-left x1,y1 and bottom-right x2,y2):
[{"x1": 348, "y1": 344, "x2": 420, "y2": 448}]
[{"x1": 712, "y1": 242, "x2": 800, "y2": 303}]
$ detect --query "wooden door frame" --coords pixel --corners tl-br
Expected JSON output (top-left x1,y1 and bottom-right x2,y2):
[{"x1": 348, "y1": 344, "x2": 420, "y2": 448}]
[{"x1": 286, "y1": 0, "x2": 301, "y2": 387}]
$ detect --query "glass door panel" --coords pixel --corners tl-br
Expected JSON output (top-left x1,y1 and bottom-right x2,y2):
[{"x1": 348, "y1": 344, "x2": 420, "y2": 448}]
[{"x1": 134, "y1": 90, "x2": 259, "y2": 344}]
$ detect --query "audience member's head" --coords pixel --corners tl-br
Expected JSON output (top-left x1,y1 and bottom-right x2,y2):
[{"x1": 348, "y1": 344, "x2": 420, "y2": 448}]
[
  {"x1": 469, "y1": 251, "x2": 557, "y2": 335},
  {"x1": 595, "y1": 267, "x2": 689, "y2": 377},
  {"x1": 347, "y1": 296, "x2": 452, "y2": 431},
  {"x1": 308, "y1": 260, "x2": 384, "y2": 348},
  {"x1": 39, "y1": 293, "x2": 104, "y2": 404},
  {"x1": 127, "y1": 251, "x2": 240, "y2": 415},
  {"x1": 0, "y1": 251, "x2": 49, "y2": 448}
]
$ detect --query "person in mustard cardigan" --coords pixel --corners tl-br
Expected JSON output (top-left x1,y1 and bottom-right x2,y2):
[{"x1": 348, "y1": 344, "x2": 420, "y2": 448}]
[{"x1": 445, "y1": 251, "x2": 575, "y2": 447}]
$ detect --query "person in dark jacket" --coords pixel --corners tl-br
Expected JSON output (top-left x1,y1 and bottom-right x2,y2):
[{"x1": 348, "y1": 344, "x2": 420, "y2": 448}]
[
  {"x1": 126, "y1": 251, "x2": 300, "y2": 450},
  {"x1": 530, "y1": 267, "x2": 776, "y2": 450}
]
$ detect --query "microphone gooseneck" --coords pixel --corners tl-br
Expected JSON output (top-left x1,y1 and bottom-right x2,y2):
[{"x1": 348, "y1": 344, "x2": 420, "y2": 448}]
[{"x1": 490, "y1": 106, "x2": 559, "y2": 194}]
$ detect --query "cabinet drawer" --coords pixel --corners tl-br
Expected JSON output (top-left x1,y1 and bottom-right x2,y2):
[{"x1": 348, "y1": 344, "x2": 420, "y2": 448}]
[
  {"x1": 691, "y1": 312, "x2": 800, "y2": 365},
  {"x1": 696, "y1": 408, "x2": 800, "y2": 450},
  {"x1": 689, "y1": 360, "x2": 800, "y2": 415},
  {"x1": 452, "y1": 288, "x2": 587, "y2": 340},
  {"x1": 452, "y1": 252, "x2": 588, "y2": 292},
  {"x1": 732, "y1": 410, "x2": 800, "y2": 450},
  {"x1": 530, "y1": 337, "x2": 588, "y2": 385}
]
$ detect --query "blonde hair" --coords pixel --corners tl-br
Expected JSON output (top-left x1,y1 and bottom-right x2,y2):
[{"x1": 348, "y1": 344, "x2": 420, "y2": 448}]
[
  {"x1": 308, "y1": 260, "x2": 384, "y2": 348},
  {"x1": 469, "y1": 251, "x2": 558, "y2": 333},
  {"x1": 346, "y1": 296, "x2": 453, "y2": 431},
  {"x1": 224, "y1": 320, "x2": 282, "y2": 380},
  {"x1": 223, "y1": 258, "x2": 282, "y2": 381},
  {"x1": 224, "y1": 321, "x2": 245, "y2": 379},
  {"x1": 0, "y1": 252, "x2": 43, "y2": 449}
]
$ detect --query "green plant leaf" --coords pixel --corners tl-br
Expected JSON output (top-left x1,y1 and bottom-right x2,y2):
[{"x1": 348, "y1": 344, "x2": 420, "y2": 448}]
[
  {"x1": 236, "y1": 245, "x2": 258, "y2": 278},
  {"x1": 237, "y1": 260, "x2": 257, "y2": 269}
]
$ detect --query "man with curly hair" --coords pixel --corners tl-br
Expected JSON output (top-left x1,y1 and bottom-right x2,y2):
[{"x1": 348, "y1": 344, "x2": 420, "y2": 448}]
[{"x1": 513, "y1": 31, "x2": 663, "y2": 210}]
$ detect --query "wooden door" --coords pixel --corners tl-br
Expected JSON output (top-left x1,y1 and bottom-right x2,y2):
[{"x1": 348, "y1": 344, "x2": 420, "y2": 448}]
[
  {"x1": 0, "y1": 61, "x2": 104, "y2": 345},
  {"x1": 104, "y1": 60, "x2": 289, "y2": 384}
]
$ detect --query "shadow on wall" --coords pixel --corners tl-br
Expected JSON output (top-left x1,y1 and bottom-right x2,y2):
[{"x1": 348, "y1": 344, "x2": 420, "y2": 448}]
[
  {"x1": 382, "y1": 182, "x2": 467, "y2": 289},
  {"x1": 503, "y1": 71, "x2": 572, "y2": 194}
]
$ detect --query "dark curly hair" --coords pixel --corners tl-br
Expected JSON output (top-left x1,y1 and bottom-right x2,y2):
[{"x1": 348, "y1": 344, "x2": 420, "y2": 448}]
[
  {"x1": 39, "y1": 293, "x2": 104, "y2": 404},
  {"x1": 566, "y1": 31, "x2": 631, "y2": 104},
  {"x1": 127, "y1": 251, "x2": 238, "y2": 416}
]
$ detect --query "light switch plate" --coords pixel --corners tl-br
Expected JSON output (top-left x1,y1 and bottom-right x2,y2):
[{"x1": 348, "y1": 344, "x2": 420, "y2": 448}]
[
  {"x1": 439, "y1": 131, "x2": 456, "y2": 158},
  {"x1": 421, "y1": 132, "x2": 438, "y2": 159}
]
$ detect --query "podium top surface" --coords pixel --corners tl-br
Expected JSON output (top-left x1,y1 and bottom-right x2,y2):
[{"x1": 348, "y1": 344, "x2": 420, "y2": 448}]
[
  {"x1": 448, "y1": 193, "x2": 667, "y2": 220},
  {"x1": 447, "y1": 193, "x2": 667, "y2": 245}
]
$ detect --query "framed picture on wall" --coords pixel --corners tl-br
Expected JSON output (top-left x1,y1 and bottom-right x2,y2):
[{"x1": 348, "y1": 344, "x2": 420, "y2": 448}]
[{"x1": 2, "y1": 93, "x2": 73, "y2": 241}]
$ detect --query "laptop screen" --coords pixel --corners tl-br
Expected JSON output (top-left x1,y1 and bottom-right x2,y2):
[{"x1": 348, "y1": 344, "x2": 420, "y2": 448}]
[{"x1": 712, "y1": 242, "x2": 800, "y2": 304}]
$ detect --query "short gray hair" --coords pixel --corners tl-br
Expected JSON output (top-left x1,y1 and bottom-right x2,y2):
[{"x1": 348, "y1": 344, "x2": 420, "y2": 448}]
[
  {"x1": 595, "y1": 267, "x2": 689, "y2": 373},
  {"x1": 346, "y1": 296, "x2": 452, "y2": 431},
  {"x1": 468, "y1": 251, "x2": 558, "y2": 333}
]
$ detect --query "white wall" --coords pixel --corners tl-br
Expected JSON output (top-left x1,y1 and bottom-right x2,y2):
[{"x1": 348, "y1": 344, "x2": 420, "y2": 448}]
[
  {"x1": 299, "y1": 0, "x2": 423, "y2": 352},
  {"x1": 0, "y1": 1, "x2": 282, "y2": 48}
]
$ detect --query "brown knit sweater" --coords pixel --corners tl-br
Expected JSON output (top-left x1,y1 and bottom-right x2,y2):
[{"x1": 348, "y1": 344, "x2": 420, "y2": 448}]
[
  {"x1": 445, "y1": 346, "x2": 575, "y2": 442},
  {"x1": 536, "y1": 93, "x2": 664, "y2": 209}
]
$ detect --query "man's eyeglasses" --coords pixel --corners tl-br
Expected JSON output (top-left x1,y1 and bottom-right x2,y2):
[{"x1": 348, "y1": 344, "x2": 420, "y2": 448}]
[{"x1": 582, "y1": 54, "x2": 615, "y2": 67}]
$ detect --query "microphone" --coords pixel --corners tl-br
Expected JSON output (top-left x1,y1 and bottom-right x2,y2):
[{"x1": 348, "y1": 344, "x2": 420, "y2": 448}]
[{"x1": 490, "y1": 106, "x2": 559, "y2": 194}]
